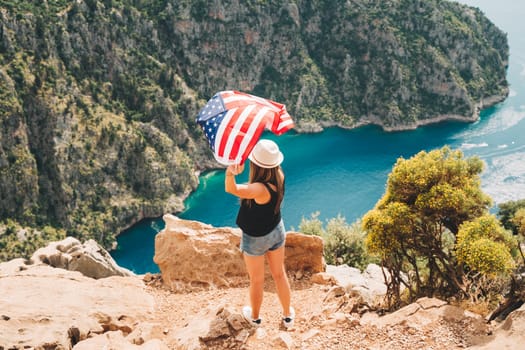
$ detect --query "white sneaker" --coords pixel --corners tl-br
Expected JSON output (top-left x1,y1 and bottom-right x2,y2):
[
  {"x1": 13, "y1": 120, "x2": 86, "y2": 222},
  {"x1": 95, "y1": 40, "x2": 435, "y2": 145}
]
[
  {"x1": 282, "y1": 307, "x2": 295, "y2": 329},
  {"x1": 242, "y1": 306, "x2": 261, "y2": 327}
]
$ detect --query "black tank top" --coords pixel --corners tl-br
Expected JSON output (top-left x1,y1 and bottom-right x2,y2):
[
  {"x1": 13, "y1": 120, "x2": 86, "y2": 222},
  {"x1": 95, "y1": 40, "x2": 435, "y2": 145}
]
[{"x1": 236, "y1": 182, "x2": 282, "y2": 237}]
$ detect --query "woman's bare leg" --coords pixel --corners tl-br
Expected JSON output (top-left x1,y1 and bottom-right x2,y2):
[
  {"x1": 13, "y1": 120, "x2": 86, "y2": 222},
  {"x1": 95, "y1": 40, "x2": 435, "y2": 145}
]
[
  {"x1": 243, "y1": 253, "x2": 265, "y2": 319},
  {"x1": 266, "y1": 246, "x2": 291, "y2": 316}
]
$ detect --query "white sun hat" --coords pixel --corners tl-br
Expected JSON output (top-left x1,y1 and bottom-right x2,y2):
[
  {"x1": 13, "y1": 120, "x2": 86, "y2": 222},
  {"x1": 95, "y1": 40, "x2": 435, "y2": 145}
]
[{"x1": 248, "y1": 139, "x2": 284, "y2": 168}]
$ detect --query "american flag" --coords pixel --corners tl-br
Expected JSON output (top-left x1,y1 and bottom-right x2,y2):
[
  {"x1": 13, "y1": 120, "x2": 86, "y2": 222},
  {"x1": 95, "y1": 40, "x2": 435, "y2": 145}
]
[{"x1": 196, "y1": 90, "x2": 294, "y2": 165}]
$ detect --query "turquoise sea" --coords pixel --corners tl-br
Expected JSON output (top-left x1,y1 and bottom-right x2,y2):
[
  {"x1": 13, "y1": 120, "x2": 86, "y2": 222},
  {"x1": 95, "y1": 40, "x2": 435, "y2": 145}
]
[{"x1": 111, "y1": 0, "x2": 525, "y2": 274}]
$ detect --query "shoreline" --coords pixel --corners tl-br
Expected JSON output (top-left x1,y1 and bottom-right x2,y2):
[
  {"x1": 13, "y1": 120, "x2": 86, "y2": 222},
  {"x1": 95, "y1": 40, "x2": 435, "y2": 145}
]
[
  {"x1": 295, "y1": 91, "x2": 509, "y2": 133},
  {"x1": 116, "y1": 91, "x2": 509, "y2": 238}
]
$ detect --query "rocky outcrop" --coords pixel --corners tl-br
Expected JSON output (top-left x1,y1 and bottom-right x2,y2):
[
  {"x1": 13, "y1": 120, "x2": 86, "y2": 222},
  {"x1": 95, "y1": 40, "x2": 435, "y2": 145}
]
[
  {"x1": 323, "y1": 264, "x2": 398, "y2": 306},
  {"x1": 30, "y1": 236, "x2": 134, "y2": 279},
  {"x1": 1, "y1": 235, "x2": 524, "y2": 349},
  {"x1": 0, "y1": 263, "x2": 154, "y2": 349},
  {"x1": 360, "y1": 297, "x2": 492, "y2": 348},
  {"x1": 154, "y1": 214, "x2": 324, "y2": 292}
]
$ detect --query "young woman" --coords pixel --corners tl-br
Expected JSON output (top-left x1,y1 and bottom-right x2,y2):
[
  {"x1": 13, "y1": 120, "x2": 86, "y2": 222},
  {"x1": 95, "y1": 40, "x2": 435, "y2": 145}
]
[{"x1": 225, "y1": 139, "x2": 294, "y2": 329}]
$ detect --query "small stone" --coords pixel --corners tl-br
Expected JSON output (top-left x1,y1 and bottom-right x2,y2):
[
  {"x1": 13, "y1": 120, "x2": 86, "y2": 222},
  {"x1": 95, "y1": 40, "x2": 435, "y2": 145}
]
[
  {"x1": 272, "y1": 332, "x2": 293, "y2": 349},
  {"x1": 323, "y1": 285, "x2": 346, "y2": 302},
  {"x1": 311, "y1": 272, "x2": 335, "y2": 285},
  {"x1": 235, "y1": 329, "x2": 251, "y2": 343},
  {"x1": 227, "y1": 313, "x2": 246, "y2": 331},
  {"x1": 321, "y1": 319, "x2": 338, "y2": 328},
  {"x1": 255, "y1": 327, "x2": 267, "y2": 340},
  {"x1": 301, "y1": 329, "x2": 320, "y2": 341}
]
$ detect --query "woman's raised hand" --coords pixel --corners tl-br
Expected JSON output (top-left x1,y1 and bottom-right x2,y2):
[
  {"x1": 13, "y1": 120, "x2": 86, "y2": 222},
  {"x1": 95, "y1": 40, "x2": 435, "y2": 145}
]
[{"x1": 227, "y1": 163, "x2": 244, "y2": 175}]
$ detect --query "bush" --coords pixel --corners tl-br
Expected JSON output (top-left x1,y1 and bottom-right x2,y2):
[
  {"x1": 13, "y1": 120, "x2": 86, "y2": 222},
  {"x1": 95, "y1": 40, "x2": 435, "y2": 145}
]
[
  {"x1": 299, "y1": 212, "x2": 377, "y2": 270},
  {"x1": 512, "y1": 208, "x2": 525, "y2": 237},
  {"x1": 498, "y1": 199, "x2": 525, "y2": 235},
  {"x1": 298, "y1": 211, "x2": 323, "y2": 236},
  {"x1": 456, "y1": 214, "x2": 517, "y2": 275}
]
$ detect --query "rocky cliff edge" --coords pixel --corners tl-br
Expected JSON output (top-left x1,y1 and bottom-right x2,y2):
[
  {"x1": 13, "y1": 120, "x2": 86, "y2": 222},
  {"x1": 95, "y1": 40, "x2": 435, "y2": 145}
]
[{"x1": 1, "y1": 217, "x2": 524, "y2": 349}]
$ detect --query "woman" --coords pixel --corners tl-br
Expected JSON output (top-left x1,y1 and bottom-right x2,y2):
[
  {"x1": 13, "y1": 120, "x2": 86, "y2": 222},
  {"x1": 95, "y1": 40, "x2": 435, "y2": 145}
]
[{"x1": 225, "y1": 139, "x2": 294, "y2": 329}]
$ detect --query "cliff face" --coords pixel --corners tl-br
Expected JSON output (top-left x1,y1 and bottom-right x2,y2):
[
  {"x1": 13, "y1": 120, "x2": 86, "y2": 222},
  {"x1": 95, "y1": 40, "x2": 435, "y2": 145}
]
[
  {"x1": 0, "y1": 0, "x2": 508, "y2": 253},
  {"x1": 162, "y1": 0, "x2": 508, "y2": 128}
]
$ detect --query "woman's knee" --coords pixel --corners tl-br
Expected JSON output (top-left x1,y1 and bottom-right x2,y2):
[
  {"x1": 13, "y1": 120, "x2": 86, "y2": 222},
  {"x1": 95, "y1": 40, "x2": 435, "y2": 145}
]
[
  {"x1": 270, "y1": 267, "x2": 287, "y2": 282},
  {"x1": 249, "y1": 273, "x2": 265, "y2": 286}
]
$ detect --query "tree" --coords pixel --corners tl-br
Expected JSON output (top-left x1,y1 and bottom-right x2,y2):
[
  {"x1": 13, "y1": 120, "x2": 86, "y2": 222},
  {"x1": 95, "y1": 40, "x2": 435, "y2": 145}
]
[
  {"x1": 511, "y1": 208, "x2": 525, "y2": 264},
  {"x1": 498, "y1": 199, "x2": 525, "y2": 235},
  {"x1": 363, "y1": 147, "x2": 515, "y2": 308}
]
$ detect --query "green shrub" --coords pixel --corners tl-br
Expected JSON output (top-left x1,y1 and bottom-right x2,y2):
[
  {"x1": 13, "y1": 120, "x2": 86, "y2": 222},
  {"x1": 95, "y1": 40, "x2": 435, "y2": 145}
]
[
  {"x1": 459, "y1": 238, "x2": 514, "y2": 275},
  {"x1": 512, "y1": 208, "x2": 525, "y2": 237},
  {"x1": 299, "y1": 212, "x2": 377, "y2": 270},
  {"x1": 298, "y1": 211, "x2": 323, "y2": 236}
]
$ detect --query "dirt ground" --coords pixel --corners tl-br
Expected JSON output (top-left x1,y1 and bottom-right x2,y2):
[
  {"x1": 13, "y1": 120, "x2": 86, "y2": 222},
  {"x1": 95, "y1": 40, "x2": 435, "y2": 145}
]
[{"x1": 144, "y1": 274, "x2": 481, "y2": 350}]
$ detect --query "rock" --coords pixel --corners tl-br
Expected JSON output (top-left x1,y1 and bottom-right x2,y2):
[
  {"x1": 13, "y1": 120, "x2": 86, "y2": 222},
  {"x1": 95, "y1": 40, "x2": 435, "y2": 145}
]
[
  {"x1": 300, "y1": 329, "x2": 320, "y2": 341},
  {"x1": 0, "y1": 258, "x2": 29, "y2": 275},
  {"x1": 323, "y1": 285, "x2": 346, "y2": 302},
  {"x1": 171, "y1": 316, "x2": 212, "y2": 350},
  {"x1": 469, "y1": 303, "x2": 525, "y2": 349},
  {"x1": 154, "y1": 215, "x2": 247, "y2": 291},
  {"x1": 172, "y1": 306, "x2": 255, "y2": 350},
  {"x1": 321, "y1": 318, "x2": 338, "y2": 328},
  {"x1": 272, "y1": 332, "x2": 293, "y2": 349},
  {"x1": 326, "y1": 263, "x2": 398, "y2": 305},
  {"x1": 362, "y1": 297, "x2": 490, "y2": 346},
  {"x1": 369, "y1": 297, "x2": 459, "y2": 328},
  {"x1": 30, "y1": 237, "x2": 134, "y2": 279},
  {"x1": 311, "y1": 272, "x2": 336, "y2": 285},
  {"x1": 0, "y1": 264, "x2": 154, "y2": 349},
  {"x1": 283, "y1": 232, "x2": 325, "y2": 273},
  {"x1": 154, "y1": 215, "x2": 325, "y2": 291},
  {"x1": 73, "y1": 331, "x2": 169, "y2": 349}
]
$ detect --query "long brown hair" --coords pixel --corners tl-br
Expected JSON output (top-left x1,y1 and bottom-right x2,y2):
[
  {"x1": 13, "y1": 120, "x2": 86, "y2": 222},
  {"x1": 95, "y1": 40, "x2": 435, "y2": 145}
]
[{"x1": 241, "y1": 162, "x2": 284, "y2": 213}]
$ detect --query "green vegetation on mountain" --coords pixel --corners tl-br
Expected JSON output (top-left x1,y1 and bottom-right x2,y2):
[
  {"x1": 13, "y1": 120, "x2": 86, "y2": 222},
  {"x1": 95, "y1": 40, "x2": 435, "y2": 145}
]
[{"x1": 0, "y1": 0, "x2": 509, "y2": 259}]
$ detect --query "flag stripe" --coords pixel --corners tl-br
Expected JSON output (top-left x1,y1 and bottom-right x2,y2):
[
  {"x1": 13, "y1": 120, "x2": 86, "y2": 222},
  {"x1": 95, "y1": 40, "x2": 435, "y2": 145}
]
[
  {"x1": 214, "y1": 108, "x2": 239, "y2": 159},
  {"x1": 234, "y1": 106, "x2": 270, "y2": 163},
  {"x1": 223, "y1": 104, "x2": 258, "y2": 161},
  {"x1": 239, "y1": 110, "x2": 272, "y2": 163},
  {"x1": 276, "y1": 118, "x2": 294, "y2": 133}
]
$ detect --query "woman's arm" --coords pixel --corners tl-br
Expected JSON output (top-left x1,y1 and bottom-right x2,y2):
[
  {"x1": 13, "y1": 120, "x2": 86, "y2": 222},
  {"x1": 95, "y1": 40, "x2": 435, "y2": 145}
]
[{"x1": 225, "y1": 165, "x2": 269, "y2": 201}]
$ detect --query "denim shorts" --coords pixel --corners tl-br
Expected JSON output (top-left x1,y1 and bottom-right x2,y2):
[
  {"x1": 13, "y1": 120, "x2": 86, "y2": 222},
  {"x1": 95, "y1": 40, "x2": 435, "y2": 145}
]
[{"x1": 240, "y1": 220, "x2": 286, "y2": 256}]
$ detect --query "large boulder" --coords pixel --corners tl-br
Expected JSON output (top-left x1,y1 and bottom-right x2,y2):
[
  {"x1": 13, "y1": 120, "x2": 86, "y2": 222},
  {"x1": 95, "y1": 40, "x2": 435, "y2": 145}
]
[
  {"x1": 154, "y1": 214, "x2": 324, "y2": 291},
  {"x1": 31, "y1": 236, "x2": 134, "y2": 279},
  {"x1": 325, "y1": 264, "x2": 395, "y2": 305},
  {"x1": 0, "y1": 264, "x2": 155, "y2": 349},
  {"x1": 284, "y1": 230, "x2": 325, "y2": 273}
]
